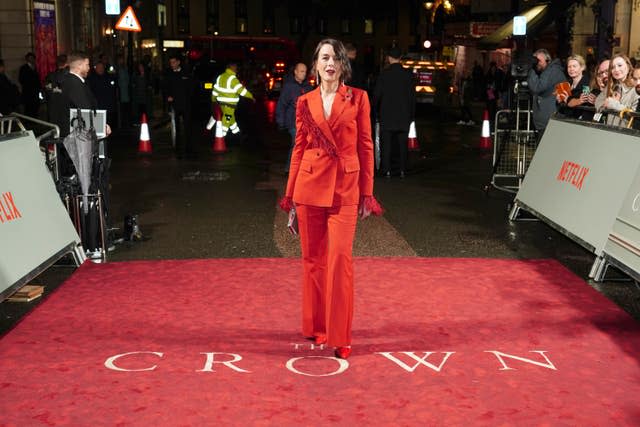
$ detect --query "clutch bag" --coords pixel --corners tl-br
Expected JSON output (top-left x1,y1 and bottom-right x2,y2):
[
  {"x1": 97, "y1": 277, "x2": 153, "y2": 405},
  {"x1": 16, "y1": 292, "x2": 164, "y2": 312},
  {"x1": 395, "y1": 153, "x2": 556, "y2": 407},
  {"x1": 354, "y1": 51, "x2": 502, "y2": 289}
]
[{"x1": 287, "y1": 207, "x2": 298, "y2": 235}]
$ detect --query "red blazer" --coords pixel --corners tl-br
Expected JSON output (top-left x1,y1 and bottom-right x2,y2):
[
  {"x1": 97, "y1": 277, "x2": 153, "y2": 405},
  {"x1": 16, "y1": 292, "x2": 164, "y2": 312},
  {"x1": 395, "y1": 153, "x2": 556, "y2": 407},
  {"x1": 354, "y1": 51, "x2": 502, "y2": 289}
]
[{"x1": 285, "y1": 85, "x2": 374, "y2": 207}]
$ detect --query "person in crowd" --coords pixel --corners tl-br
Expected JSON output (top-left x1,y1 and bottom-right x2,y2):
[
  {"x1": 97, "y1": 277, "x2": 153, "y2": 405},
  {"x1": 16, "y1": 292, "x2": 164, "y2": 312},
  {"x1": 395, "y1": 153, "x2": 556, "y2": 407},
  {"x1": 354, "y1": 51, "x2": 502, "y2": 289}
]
[
  {"x1": 484, "y1": 62, "x2": 504, "y2": 127},
  {"x1": 0, "y1": 59, "x2": 20, "y2": 115},
  {"x1": 88, "y1": 62, "x2": 117, "y2": 128},
  {"x1": 587, "y1": 59, "x2": 610, "y2": 103},
  {"x1": 19, "y1": 52, "x2": 42, "y2": 117},
  {"x1": 163, "y1": 54, "x2": 194, "y2": 159},
  {"x1": 595, "y1": 54, "x2": 639, "y2": 127},
  {"x1": 211, "y1": 62, "x2": 254, "y2": 137},
  {"x1": 373, "y1": 45, "x2": 416, "y2": 179},
  {"x1": 60, "y1": 52, "x2": 112, "y2": 136},
  {"x1": 526, "y1": 48, "x2": 566, "y2": 133},
  {"x1": 276, "y1": 62, "x2": 313, "y2": 174},
  {"x1": 344, "y1": 42, "x2": 366, "y2": 90},
  {"x1": 457, "y1": 74, "x2": 474, "y2": 125},
  {"x1": 557, "y1": 54, "x2": 591, "y2": 119},
  {"x1": 131, "y1": 62, "x2": 153, "y2": 121},
  {"x1": 279, "y1": 38, "x2": 382, "y2": 360},
  {"x1": 471, "y1": 61, "x2": 484, "y2": 101},
  {"x1": 44, "y1": 54, "x2": 68, "y2": 126},
  {"x1": 633, "y1": 66, "x2": 640, "y2": 130},
  {"x1": 116, "y1": 55, "x2": 130, "y2": 127}
]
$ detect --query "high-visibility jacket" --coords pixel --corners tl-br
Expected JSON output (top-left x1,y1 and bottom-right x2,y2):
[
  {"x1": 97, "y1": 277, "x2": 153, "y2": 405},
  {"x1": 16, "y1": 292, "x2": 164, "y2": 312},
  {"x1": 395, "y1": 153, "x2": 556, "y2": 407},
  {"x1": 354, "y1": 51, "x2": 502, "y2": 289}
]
[{"x1": 211, "y1": 68, "x2": 254, "y2": 106}]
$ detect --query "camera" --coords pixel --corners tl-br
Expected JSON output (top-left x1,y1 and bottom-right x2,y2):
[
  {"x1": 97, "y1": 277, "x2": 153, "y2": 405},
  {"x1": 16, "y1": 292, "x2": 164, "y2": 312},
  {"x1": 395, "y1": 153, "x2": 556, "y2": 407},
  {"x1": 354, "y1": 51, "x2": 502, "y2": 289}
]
[{"x1": 511, "y1": 49, "x2": 534, "y2": 79}]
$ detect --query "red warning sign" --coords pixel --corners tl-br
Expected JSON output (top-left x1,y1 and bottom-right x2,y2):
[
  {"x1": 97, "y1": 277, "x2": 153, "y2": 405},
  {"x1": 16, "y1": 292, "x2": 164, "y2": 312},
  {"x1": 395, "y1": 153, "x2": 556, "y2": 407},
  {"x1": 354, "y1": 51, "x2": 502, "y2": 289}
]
[{"x1": 115, "y1": 6, "x2": 142, "y2": 32}]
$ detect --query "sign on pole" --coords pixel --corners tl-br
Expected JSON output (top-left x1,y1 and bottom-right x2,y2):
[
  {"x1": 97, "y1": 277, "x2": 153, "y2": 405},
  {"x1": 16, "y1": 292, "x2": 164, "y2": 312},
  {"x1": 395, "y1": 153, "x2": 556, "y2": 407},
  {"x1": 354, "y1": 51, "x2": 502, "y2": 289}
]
[
  {"x1": 513, "y1": 16, "x2": 527, "y2": 36},
  {"x1": 115, "y1": 6, "x2": 142, "y2": 32},
  {"x1": 105, "y1": 0, "x2": 120, "y2": 15}
]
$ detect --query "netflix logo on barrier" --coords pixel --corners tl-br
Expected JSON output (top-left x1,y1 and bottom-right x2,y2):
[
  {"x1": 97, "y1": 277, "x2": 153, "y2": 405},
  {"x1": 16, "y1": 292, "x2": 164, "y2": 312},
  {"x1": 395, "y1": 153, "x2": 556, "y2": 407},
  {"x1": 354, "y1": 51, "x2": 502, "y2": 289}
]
[
  {"x1": 0, "y1": 191, "x2": 22, "y2": 224},
  {"x1": 556, "y1": 161, "x2": 589, "y2": 190}
]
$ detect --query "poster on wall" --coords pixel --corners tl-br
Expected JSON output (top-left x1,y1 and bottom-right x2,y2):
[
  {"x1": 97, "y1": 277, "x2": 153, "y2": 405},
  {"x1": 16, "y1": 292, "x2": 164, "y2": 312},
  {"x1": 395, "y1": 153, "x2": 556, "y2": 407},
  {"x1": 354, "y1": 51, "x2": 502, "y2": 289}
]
[{"x1": 33, "y1": 1, "x2": 57, "y2": 83}]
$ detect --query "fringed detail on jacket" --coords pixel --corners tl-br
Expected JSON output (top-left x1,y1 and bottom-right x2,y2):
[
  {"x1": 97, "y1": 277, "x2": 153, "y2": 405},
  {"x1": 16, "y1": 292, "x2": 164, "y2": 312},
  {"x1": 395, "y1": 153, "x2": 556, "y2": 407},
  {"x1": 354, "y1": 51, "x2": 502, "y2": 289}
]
[
  {"x1": 278, "y1": 196, "x2": 294, "y2": 212},
  {"x1": 298, "y1": 99, "x2": 338, "y2": 158},
  {"x1": 360, "y1": 195, "x2": 384, "y2": 216}
]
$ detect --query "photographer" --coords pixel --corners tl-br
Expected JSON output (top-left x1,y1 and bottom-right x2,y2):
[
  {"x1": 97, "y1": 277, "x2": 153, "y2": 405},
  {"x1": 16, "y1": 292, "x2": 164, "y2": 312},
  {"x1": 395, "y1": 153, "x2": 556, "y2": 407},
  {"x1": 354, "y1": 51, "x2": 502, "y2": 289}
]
[{"x1": 526, "y1": 49, "x2": 566, "y2": 133}]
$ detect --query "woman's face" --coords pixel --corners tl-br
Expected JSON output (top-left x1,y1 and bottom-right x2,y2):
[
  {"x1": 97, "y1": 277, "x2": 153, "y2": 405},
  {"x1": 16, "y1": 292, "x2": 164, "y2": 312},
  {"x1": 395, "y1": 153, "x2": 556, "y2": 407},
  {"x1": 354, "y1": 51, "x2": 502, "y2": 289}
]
[
  {"x1": 316, "y1": 43, "x2": 342, "y2": 84},
  {"x1": 567, "y1": 59, "x2": 583, "y2": 79},
  {"x1": 610, "y1": 57, "x2": 629, "y2": 82}
]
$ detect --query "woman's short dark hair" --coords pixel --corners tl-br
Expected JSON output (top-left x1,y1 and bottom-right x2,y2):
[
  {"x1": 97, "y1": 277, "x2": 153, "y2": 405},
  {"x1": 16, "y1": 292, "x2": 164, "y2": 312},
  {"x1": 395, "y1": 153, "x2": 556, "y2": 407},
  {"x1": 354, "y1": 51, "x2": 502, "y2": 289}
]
[{"x1": 311, "y1": 38, "x2": 352, "y2": 84}]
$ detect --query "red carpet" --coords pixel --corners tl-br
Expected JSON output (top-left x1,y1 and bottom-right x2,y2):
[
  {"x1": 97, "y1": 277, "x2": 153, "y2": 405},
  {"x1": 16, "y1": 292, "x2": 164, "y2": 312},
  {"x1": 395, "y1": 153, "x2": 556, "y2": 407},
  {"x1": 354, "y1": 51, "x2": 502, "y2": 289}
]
[{"x1": 1, "y1": 258, "x2": 640, "y2": 426}]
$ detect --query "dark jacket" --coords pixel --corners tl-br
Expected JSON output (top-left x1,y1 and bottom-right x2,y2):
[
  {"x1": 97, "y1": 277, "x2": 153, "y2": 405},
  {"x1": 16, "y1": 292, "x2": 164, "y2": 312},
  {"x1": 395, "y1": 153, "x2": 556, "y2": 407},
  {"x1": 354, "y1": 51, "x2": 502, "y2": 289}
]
[
  {"x1": 18, "y1": 63, "x2": 41, "y2": 103},
  {"x1": 276, "y1": 74, "x2": 312, "y2": 130},
  {"x1": 373, "y1": 62, "x2": 416, "y2": 131},
  {"x1": 44, "y1": 68, "x2": 69, "y2": 125},
  {"x1": 58, "y1": 72, "x2": 97, "y2": 137},
  {"x1": 0, "y1": 72, "x2": 20, "y2": 115},
  {"x1": 162, "y1": 67, "x2": 193, "y2": 113},
  {"x1": 527, "y1": 59, "x2": 566, "y2": 130},
  {"x1": 87, "y1": 72, "x2": 116, "y2": 112}
]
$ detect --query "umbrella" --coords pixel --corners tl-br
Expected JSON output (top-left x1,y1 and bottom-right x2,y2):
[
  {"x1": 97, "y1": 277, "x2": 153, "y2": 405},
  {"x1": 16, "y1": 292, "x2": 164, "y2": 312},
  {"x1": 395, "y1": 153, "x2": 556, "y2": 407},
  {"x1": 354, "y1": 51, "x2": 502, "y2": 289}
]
[
  {"x1": 63, "y1": 111, "x2": 96, "y2": 214},
  {"x1": 169, "y1": 108, "x2": 176, "y2": 148}
]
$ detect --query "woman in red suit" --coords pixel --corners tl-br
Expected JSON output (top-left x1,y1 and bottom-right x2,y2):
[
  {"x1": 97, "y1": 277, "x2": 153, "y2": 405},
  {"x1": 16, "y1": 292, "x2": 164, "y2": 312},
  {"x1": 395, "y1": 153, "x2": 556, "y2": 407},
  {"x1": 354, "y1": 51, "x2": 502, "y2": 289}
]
[{"x1": 280, "y1": 38, "x2": 382, "y2": 359}]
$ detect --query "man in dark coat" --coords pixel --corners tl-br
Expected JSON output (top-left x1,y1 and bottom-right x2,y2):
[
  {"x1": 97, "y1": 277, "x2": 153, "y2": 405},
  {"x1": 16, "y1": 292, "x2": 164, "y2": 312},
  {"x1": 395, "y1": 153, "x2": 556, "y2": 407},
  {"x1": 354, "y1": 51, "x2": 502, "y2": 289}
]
[
  {"x1": 163, "y1": 54, "x2": 194, "y2": 158},
  {"x1": 59, "y1": 52, "x2": 98, "y2": 137},
  {"x1": 87, "y1": 61, "x2": 117, "y2": 128},
  {"x1": 276, "y1": 62, "x2": 312, "y2": 173},
  {"x1": 373, "y1": 46, "x2": 416, "y2": 178},
  {"x1": 44, "y1": 54, "x2": 68, "y2": 129},
  {"x1": 345, "y1": 43, "x2": 367, "y2": 90},
  {"x1": 19, "y1": 52, "x2": 42, "y2": 117},
  {"x1": 0, "y1": 59, "x2": 20, "y2": 115}
]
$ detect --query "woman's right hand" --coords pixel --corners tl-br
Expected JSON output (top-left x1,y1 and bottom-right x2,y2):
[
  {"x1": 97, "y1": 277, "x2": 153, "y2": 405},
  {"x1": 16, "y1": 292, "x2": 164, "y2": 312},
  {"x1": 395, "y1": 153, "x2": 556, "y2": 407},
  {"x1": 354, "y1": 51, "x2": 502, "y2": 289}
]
[{"x1": 586, "y1": 93, "x2": 596, "y2": 104}]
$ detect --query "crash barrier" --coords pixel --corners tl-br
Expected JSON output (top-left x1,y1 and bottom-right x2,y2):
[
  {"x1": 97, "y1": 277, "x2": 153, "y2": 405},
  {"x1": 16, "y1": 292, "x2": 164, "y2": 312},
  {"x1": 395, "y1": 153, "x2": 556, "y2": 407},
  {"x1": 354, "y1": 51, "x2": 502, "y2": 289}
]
[
  {"x1": 1, "y1": 113, "x2": 62, "y2": 182},
  {"x1": 0, "y1": 126, "x2": 85, "y2": 302},
  {"x1": 509, "y1": 116, "x2": 640, "y2": 282},
  {"x1": 489, "y1": 108, "x2": 536, "y2": 193}
]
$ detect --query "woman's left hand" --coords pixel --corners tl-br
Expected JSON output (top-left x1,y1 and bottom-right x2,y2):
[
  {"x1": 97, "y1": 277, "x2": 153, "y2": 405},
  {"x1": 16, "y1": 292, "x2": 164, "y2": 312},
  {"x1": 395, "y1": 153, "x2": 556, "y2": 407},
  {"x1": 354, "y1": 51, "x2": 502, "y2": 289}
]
[{"x1": 358, "y1": 196, "x2": 384, "y2": 219}]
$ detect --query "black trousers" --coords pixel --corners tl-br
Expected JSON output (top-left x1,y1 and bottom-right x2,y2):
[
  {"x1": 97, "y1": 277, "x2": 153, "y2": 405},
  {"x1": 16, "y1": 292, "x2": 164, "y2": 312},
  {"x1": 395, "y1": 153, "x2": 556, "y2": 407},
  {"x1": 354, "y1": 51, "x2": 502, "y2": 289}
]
[
  {"x1": 381, "y1": 130, "x2": 408, "y2": 175},
  {"x1": 174, "y1": 109, "x2": 192, "y2": 156}
]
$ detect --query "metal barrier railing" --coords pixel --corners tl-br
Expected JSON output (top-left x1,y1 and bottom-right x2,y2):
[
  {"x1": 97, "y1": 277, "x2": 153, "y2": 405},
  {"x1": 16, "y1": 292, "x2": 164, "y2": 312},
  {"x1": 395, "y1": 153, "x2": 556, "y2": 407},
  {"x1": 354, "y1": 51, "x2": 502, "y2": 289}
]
[{"x1": 1, "y1": 113, "x2": 62, "y2": 182}]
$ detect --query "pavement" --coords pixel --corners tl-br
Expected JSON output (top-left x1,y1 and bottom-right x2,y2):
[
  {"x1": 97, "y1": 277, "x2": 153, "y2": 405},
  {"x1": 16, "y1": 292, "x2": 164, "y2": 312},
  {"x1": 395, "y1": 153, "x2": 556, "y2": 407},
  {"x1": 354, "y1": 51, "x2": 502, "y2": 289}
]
[{"x1": 1, "y1": 98, "x2": 639, "y2": 335}]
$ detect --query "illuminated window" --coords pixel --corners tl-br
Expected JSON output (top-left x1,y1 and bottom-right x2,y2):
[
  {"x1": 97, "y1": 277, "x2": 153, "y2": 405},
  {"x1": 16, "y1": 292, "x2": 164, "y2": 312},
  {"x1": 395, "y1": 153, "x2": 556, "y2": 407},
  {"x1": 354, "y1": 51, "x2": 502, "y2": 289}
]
[
  {"x1": 341, "y1": 18, "x2": 351, "y2": 35},
  {"x1": 364, "y1": 18, "x2": 374, "y2": 35},
  {"x1": 177, "y1": 0, "x2": 189, "y2": 34},
  {"x1": 263, "y1": 0, "x2": 275, "y2": 34},
  {"x1": 290, "y1": 16, "x2": 302, "y2": 34},
  {"x1": 206, "y1": 0, "x2": 219, "y2": 35},
  {"x1": 235, "y1": 0, "x2": 248, "y2": 34},
  {"x1": 317, "y1": 17, "x2": 328, "y2": 35}
]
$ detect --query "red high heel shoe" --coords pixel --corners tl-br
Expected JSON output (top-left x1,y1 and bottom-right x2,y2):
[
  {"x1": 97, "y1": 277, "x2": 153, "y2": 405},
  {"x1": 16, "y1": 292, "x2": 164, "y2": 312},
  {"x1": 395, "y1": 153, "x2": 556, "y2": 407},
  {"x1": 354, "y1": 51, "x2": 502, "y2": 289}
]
[
  {"x1": 314, "y1": 334, "x2": 327, "y2": 345},
  {"x1": 334, "y1": 346, "x2": 351, "y2": 359}
]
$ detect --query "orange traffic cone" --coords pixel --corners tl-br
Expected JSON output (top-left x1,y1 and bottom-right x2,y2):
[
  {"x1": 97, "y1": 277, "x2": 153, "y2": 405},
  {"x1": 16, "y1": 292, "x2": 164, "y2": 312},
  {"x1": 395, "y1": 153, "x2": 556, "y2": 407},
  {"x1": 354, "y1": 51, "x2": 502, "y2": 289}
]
[
  {"x1": 211, "y1": 105, "x2": 226, "y2": 153},
  {"x1": 479, "y1": 109, "x2": 492, "y2": 150},
  {"x1": 407, "y1": 121, "x2": 420, "y2": 151},
  {"x1": 137, "y1": 113, "x2": 152, "y2": 154}
]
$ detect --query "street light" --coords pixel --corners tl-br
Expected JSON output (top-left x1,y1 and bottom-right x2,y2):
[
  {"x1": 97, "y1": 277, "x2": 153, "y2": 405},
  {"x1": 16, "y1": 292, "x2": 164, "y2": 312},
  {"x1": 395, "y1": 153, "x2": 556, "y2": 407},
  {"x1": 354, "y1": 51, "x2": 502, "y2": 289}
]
[{"x1": 423, "y1": 0, "x2": 455, "y2": 23}]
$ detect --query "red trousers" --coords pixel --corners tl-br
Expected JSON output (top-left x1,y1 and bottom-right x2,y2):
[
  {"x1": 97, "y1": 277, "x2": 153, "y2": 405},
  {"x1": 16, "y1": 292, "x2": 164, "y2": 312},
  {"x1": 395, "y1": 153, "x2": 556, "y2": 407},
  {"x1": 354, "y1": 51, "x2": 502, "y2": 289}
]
[{"x1": 296, "y1": 204, "x2": 358, "y2": 347}]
